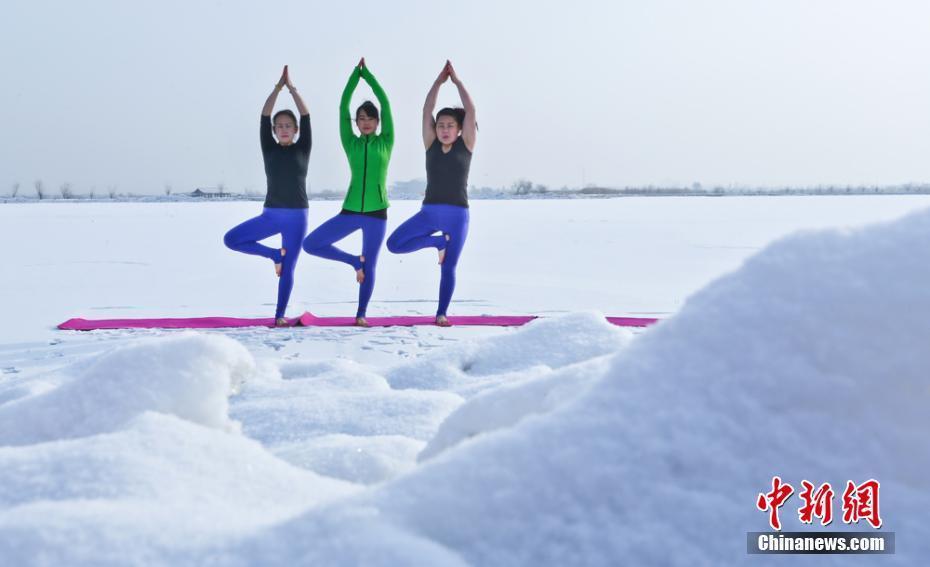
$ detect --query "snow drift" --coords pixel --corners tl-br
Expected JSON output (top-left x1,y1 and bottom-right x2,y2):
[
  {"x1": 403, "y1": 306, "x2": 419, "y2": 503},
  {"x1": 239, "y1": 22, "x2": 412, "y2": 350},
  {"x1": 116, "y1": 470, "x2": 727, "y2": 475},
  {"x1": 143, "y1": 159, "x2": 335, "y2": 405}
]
[
  {"x1": 250, "y1": 208, "x2": 930, "y2": 565},
  {"x1": 4, "y1": 206, "x2": 930, "y2": 565},
  {"x1": 0, "y1": 333, "x2": 254, "y2": 445}
]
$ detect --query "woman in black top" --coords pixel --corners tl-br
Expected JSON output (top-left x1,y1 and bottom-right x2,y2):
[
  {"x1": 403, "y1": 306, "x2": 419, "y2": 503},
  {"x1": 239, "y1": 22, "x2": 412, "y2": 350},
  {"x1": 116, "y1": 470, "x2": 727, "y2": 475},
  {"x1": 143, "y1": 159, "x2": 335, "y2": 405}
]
[
  {"x1": 224, "y1": 66, "x2": 311, "y2": 326},
  {"x1": 386, "y1": 61, "x2": 477, "y2": 326}
]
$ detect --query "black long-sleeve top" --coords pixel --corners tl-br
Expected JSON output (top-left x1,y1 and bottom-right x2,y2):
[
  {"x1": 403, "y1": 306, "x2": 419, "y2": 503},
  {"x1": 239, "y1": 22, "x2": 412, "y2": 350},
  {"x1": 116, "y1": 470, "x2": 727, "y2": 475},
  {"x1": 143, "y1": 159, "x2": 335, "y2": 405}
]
[{"x1": 260, "y1": 114, "x2": 311, "y2": 208}]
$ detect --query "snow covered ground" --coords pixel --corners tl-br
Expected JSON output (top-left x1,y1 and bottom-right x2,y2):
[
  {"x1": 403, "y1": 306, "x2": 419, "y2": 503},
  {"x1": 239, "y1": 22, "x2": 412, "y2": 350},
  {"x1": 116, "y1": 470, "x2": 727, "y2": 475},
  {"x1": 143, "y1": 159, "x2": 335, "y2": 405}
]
[{"x1": 1, "y1": 196, "x2": 928, "y2": 565}]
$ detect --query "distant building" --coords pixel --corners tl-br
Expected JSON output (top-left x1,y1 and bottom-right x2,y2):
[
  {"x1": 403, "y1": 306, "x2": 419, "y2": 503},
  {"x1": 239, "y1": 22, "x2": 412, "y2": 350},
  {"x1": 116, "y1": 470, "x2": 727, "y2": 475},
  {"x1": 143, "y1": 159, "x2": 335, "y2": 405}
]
[{"x1": 190, "y1": 188, "x2": 228, "y2": 198}]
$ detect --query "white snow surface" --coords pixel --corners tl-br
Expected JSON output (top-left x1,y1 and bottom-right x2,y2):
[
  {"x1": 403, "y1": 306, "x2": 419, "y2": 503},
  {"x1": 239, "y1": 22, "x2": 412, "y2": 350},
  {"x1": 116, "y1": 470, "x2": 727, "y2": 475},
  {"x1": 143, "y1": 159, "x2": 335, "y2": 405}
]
[
  {"x1": 1, "y1": 197, "x2": 928, "y2": 565},
  {"x1": 0, "y1": 333, "x2": 251, "y2": 445}
]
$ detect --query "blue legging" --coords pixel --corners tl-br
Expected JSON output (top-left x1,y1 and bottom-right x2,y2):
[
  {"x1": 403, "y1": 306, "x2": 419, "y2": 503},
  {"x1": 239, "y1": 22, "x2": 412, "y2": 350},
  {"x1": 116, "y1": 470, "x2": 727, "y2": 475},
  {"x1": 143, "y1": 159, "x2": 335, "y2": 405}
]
[
  {"x1": 386, "y1": 204, "x2": 469, "y2": 317},
  {"x1": 224, "y1": 207, "x2": 308, "y2": 319},
  {"x1": 302, "y1": 213, "x2": 386, "y2": 318}
]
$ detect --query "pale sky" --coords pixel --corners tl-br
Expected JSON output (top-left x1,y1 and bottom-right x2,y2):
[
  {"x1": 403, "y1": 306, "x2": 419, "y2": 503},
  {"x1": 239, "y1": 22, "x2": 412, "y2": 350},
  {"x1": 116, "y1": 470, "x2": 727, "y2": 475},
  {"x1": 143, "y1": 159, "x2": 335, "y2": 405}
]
[{"x1": 2, "y1": 0, "x2": 930, "y2": 195}]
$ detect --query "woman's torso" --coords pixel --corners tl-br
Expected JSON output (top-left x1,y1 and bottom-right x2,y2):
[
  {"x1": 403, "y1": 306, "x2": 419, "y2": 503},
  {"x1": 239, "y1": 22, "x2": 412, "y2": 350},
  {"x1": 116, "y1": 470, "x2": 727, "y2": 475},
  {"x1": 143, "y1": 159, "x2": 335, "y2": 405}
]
[
  {"x1": 261, "y1": 114, "x2": 311, "y2": 209},
  {"x1": 423, "y1": 137, "x2": 472, "y2": 208}
]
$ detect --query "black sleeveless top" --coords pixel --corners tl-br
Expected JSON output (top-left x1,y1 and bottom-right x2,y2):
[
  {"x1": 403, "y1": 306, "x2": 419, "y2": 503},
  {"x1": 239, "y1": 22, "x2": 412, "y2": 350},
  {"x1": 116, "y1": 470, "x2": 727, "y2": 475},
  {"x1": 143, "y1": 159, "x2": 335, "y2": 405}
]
[{"x1": 423, "y1": 137, "x2": 471, "y2": 208}]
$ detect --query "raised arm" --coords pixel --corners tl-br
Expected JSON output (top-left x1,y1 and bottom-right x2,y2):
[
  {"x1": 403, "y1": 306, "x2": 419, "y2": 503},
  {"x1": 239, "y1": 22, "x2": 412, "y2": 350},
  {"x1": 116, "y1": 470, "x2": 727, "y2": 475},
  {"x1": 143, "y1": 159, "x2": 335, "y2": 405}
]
[
  {"x1": 262, "y1": 65, "x2": 287, "y2": 117},
  {"x1": 260, "y1": 67, "x2": 287, "y2": 150},
  {"x1": 340, "y1": 61, "x2": 363, "y2": 151},
  {"x1": 423, "y1": 64, "x2": 449, "y2": 149},
  {"x1": 448, "y1": 62, "x2": 477, "y2": 152},
  {"x1": 284, "y1": 68, "x2": 309, "y2": 117},
  {"x1": 360, "y1": 64, "x2": 393, "y2": 148},
  {"x1": 283, "y1": 67, "x2": 311, "y2": 153}
]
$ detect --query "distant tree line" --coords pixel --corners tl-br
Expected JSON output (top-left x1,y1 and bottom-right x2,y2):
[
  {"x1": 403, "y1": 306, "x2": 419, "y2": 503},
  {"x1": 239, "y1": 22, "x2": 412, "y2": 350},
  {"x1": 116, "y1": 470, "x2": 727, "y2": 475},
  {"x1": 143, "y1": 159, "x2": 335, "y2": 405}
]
[{"x1": 5, "y1": 179, "x2": 930, "y2": 202}]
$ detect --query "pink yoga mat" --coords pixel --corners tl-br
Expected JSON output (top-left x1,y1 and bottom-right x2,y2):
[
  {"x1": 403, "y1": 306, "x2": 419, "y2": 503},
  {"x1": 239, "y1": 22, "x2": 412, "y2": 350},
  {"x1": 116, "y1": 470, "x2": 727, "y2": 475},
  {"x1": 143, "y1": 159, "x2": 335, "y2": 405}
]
[
  {"x1": 57, "y1": 315, "x2": 304, "y2": 331},
  {"x1": 58, "y1": 312, "x2": 659, "y2": 331},
  {"x1": 302, "y1": 313, "x2": 658, "y2": 328},
  {"x1": 301, "y1": 313, "x2": 537, "y2": 327}
]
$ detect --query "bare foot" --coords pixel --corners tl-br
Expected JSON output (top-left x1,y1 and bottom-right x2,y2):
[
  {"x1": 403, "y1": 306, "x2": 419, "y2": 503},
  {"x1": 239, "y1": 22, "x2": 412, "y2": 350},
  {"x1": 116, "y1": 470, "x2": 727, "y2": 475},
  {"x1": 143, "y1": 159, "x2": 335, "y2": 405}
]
[
  {"x1": 355, "y1": 316, "x2": 370, "y2": 328},
  {"x1": 356, "y1": 255, "x2": 365, "y2": 284},
  {"x1": 438, "y1": 234, "x2": 450, "y2": 264},
  {"x1": 435, "y1": 315, "x2": 451, "y2": 327},
  {"x1": 275, "y1": 317, "x2": 289, "y2": 327},
  {"x1": 275, "y1": 248, "x2": 286, "y2": 277}
]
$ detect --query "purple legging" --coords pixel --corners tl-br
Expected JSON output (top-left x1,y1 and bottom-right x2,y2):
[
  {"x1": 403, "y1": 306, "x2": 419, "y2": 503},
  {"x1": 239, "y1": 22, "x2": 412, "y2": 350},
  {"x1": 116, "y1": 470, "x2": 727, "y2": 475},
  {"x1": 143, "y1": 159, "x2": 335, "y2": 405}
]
[
  {"x1": 224, "y1": 207, "x2": 308, "y2": 319},
  {"x1": 386, "y1": 204, "x2": 469, "y2": 317},
  {"x1": 302, "y1": 213, "x2": 386, "y2": 318}
]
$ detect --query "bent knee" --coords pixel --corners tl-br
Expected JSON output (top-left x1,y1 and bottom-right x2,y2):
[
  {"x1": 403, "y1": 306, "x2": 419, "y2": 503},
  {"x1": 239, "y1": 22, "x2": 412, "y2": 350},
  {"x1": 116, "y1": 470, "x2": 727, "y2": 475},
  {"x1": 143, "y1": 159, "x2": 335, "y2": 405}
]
[
  {"x1": 301, "y1": 237, "x2": 320, "y2": 254},
  {"x1": 385, "y1": 234, "x2": 402, "y2": 253}
]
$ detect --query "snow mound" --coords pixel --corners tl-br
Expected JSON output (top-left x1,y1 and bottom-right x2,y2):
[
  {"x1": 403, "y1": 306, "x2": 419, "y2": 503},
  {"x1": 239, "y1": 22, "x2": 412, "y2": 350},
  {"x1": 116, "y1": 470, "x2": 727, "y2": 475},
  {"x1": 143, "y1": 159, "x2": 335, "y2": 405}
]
[
  {"x1": 226, "y1": 505, "x2": 470, "y2": 567},
  {"x1": 418, "y1": 355, "x2": 612, "y2": 462},
  {"x1": 0, "y1": 333, "x2": 254, "y2": 446},
  {"x1": 271, "y1": 208, "x2": 930, "y2": 566},
  {"x1": 9, "y1": 205, "x2": 930, "y2": 564},
  {"x1": 279, "y1": 358, "x2": 391, "y2": 391},
  {"x1": 232, "y1": 374, "x2": 462, "y2": 446},
  {"x1": 0, "y1": 412, "x2": 356, "y2": 564},
  {"x1": 274, "y1": 434, "x2": 424, "y2": 485},
  {"x1": 385, "y1": 311, "x2": 632, "y2": 395},
  {"x1": 230, "y1": 357, "x2": 462, "y2": 484}
]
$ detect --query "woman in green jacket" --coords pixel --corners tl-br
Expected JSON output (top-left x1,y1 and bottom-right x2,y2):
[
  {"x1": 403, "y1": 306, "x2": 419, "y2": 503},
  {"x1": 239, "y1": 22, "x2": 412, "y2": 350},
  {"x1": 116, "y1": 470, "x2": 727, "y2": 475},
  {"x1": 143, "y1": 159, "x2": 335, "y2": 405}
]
[{"x1": 302, "y1": 58, "x2": 392, "y2": 327}]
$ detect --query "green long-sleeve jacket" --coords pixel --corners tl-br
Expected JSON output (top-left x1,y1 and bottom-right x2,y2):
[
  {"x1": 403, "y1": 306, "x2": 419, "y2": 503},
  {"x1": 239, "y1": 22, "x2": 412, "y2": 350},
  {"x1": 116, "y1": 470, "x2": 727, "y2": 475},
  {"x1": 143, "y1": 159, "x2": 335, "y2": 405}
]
[{"x1": 340, "y1": 67, "x2": 393, "y2": 213}]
